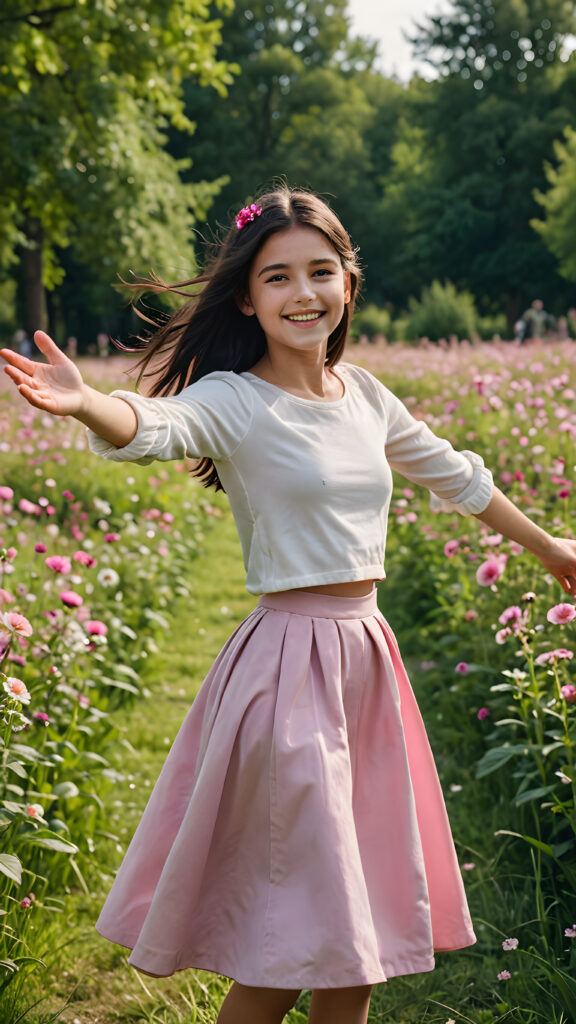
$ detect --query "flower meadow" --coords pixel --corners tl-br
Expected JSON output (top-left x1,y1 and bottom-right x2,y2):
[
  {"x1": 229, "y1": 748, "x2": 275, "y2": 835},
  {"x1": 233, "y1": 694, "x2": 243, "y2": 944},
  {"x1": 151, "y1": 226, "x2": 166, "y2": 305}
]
[
  {"x1": 0, "y1": 363, "x2": 216, "y2": 1022},
  {"x1": 0, "y1": 342, "x2": 575, "y2": 1024},
  {"x1": 361, "y1": 340, "x2": 576, "y2": 1023}
]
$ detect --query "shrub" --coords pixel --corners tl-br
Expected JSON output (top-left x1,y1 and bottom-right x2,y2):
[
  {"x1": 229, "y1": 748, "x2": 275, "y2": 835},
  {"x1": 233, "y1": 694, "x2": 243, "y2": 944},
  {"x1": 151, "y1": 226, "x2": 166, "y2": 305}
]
[
  {"x1": 351, "y1": 303, "x2": 391, "y2": 341},
  {"x1": 406, "y1": 280, "x2": 477, "y2": 342}
]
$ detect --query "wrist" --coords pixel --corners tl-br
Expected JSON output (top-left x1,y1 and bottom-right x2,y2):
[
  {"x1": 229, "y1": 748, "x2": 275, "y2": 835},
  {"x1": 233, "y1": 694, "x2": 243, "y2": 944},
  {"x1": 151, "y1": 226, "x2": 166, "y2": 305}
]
[{"x1": 525, "y1": 529, "x2": 556, "y2": 559}]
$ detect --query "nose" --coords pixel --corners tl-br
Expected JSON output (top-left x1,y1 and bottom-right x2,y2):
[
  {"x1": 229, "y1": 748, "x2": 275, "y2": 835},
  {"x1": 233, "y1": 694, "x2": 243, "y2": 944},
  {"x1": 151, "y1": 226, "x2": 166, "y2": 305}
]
[{"x1": 292, "y1": 275, "x2": 316, "y2": 302}]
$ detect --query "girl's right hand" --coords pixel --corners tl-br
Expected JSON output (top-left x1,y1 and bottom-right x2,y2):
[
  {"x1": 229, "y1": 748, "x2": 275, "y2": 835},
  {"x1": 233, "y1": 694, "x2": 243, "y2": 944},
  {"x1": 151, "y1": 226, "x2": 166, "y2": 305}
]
[{"x1": 0, "y1": 330, "x2": 86, "y2": 417}]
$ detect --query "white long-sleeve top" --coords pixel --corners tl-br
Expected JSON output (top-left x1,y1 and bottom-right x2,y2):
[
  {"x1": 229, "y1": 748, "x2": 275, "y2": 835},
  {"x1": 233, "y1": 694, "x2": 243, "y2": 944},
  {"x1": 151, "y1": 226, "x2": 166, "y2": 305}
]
[{"x1": 87, "y1": 363, "x2": 493, "y2": 594}]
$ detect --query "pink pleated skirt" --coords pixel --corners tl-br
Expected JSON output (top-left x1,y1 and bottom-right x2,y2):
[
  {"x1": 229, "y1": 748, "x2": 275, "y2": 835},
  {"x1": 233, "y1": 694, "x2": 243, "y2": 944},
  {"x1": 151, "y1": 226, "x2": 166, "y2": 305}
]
[{"x1": 95, "y1": 589, "x2": 475, "y2": 988}]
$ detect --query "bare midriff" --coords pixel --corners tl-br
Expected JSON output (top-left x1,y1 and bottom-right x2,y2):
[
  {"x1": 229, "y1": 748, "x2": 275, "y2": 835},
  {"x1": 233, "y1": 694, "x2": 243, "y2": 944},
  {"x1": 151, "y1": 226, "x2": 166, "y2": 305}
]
[{"x1": 281, "y1": 579, "x2": 378, "y2": 598}]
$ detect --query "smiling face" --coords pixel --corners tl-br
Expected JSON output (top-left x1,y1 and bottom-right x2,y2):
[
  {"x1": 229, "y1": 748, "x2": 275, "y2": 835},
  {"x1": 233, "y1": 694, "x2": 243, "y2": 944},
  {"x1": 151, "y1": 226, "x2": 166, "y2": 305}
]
[{"x1": 239, "y1": 225, "x2": 351, "y2": 362}]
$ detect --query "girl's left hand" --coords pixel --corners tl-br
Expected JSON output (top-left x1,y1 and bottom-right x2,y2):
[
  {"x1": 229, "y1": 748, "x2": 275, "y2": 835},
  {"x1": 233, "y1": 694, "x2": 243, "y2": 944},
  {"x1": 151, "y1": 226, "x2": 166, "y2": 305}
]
[{"x1": 536, "y1": 537, "x2": 576, "y2": 598}]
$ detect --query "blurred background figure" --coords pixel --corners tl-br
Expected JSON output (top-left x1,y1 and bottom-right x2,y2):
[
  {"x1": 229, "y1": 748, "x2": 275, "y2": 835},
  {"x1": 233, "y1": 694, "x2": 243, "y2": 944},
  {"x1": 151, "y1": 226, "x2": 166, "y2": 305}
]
[
  {"x1": 65, "y1": 336, "x2": 78, "y2": 358},
  {"x1": 12, "y1": 328, "x2": 33, "y2": 357},
  {"x1": 517, "y1": 299, "x2": 555, "y2": 342},
  {"x1": 96, "y1": 332, "x2": 109, "y2": 358}
]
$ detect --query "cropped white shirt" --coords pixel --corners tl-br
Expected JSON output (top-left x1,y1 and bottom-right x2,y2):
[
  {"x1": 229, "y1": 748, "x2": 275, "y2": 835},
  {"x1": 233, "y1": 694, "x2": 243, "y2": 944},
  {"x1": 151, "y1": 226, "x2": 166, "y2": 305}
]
[{"x1": 87, "y1": 363, "x2": 493, "y2": 594}]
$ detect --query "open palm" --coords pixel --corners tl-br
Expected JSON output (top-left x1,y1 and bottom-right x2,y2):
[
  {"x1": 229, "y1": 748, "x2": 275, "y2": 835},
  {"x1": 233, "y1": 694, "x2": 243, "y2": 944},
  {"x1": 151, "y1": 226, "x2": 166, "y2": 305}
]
[{"x1": 0, "y1": 331, "x2": 86, "y2": 416}]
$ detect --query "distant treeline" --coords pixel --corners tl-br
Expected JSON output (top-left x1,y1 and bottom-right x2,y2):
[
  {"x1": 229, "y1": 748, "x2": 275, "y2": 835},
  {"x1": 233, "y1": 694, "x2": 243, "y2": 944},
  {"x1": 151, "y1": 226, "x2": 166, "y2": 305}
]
[{"x1": 2, "y1": 0, "x2": 576, "y2": 348}]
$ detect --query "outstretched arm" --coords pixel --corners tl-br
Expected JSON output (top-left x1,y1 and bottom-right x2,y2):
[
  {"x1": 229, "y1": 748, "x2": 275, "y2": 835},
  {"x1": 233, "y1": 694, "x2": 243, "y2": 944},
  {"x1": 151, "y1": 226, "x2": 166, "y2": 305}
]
[
  {"x1": 474, "y1": 486, "x2": 576, "y2": 597},
  {"x1": 0, "y1": 330, "x2": 137, "y2": 448}
]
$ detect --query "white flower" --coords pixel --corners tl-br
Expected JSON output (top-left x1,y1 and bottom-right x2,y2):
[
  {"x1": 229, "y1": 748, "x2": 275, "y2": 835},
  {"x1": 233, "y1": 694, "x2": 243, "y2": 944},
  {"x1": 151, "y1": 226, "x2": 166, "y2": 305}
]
[
  {"x1": 97, "y1": 568, "x2": 120, "y2": 587},
  {"x1": 2, "y1": 677, "x2": 31, "y2": 704}
]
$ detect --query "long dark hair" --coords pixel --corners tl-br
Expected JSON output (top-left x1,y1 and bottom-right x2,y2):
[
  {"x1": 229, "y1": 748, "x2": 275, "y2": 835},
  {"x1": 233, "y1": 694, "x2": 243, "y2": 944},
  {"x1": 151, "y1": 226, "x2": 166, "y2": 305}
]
[{"x1": 122, "y1": 185, "x2": 362, "y2": 489}]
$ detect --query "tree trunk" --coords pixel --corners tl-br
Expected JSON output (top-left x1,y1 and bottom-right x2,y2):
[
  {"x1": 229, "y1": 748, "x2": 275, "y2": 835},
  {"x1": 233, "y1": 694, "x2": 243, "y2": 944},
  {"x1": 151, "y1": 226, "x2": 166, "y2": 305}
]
[
  {"x1": 505, "y1": 290, "x2": 522, "y2": 338},
  {"x1": 22, "y1": 217, "x2": 47, "y2": 336}
]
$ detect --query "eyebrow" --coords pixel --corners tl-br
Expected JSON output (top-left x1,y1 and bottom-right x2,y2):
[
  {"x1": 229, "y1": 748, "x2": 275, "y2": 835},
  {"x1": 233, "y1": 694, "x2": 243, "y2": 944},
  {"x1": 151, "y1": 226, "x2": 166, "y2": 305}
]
[{"x1": 257, "y1": 257, "x2": 339, "y2": 278}]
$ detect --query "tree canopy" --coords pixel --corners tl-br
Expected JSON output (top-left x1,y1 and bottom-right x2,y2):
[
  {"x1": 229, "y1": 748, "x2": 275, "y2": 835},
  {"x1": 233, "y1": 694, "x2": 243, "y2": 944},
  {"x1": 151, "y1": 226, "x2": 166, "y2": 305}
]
[
  {"x1": 1, "y1": 0, "x2": 576, "y2": 343},
  {"x1": 0, "y1": 0, "x2": 237, "y2": 336}
]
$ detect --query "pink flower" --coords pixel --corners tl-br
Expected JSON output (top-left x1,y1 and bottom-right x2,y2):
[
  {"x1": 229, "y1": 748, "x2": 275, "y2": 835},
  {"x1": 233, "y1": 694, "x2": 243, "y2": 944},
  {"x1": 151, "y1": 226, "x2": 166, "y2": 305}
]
[
  {"x1": 105, "y1": 533, "x2": 120, "y2": 543},
  {"x1": 0, "y1": 612, "x2": 33, "y2": 637},
  {"x1": 462, "y1": 862, "x2": 476, "y2": 871},
  {"x1": 33, "y1": 711, "x2": 50, "y2": 725},
  {"x1": 564, "y1": 925, "x2": 576, "y2": 938},
  {"x1": 499, "y1": 606, "x2": 523, "y2": 626},
  {"x1": 78, "y1": 694, "x2": 91, "y2": 708},
  {"x1": 0, "y1": 589, "x2": 13, "y2": 605},
  {"x1": 73, "y1": 550, "x2": 97, "y2": 568},
  {"x1": 497, "y1": 970, "x2": 511, "y2": 981},
  {"x1": 558, "y1": 488, "x2": 571, "y2": 499},
  {"x1": 476, "y1": 558, "x2": 504, "y2": 587},
  {"x1": 84, "y1": 620, "x2": 107, "y2": 636},
  {"x1": 547, "y1": 603, "x2": 576, "y2": 625},
  {"x1": 495, "y1": 627, "x2": 512, "y2": 645},
  {"x1": 455, "y1": 662, "x2": 469, "y2": 674},
  {"x1": 535, "y1": 649, "x2": 574, "y2": 666},
  {"x1": 20, "y1": 897, "x2": 32, "y2": 909},
  {"x1": 2, "y1": 677, "x2": 31, "y2": 704},
  {"x1": 162, "y1": 512, "x2": 174, "y2": 524},
  {"x1": 444, "y1": 540, "x2": 460, "y2": 558},
  {"x1": 0, "y1": 486, "x2": 14, "y2": 500},
  {"x1": 45, "y1": 555, "x2": 71, "y2": 574},
  {"x1": 463, "y1": 609, "x2": 478, "y2": 621},
  {"x1": 34, "y1": 542, "x2": 47, "y2": 554},
  {"x1": 18, "y1": 498, "x2": 40, "y2": 515},
  {"x1": 62, "y1": 490, "x2": 74, "y2": 500},
  {"x1": 502, "y1": 937, "x2": 519, "y2": 951},
  {"x1": 561, "y1": 684, "x2": 576, "y2": 704},
  {"x1": 477, "y1": 707, "x2": 490, "y2": 720},
  {"x1": 59, "y1": 590, "x2": 83, "y2": 608}
]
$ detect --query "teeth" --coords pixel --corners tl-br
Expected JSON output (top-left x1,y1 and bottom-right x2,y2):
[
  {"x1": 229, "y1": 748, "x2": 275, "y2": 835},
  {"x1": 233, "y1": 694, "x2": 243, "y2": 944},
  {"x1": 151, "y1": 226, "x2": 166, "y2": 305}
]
[{"x1": 286, "y1": 313, "x2": 323, "y2": 321}]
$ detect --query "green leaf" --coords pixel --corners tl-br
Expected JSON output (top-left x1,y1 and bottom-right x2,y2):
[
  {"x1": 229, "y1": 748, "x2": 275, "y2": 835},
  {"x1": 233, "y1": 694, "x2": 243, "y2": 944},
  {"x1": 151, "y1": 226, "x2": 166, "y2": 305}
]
[
  {"x1": 101, "y1": 677, "x2": 140, "y2": 695},
  {"x1": 20, "y1": 830, "x2": 78, "y2": 854},
  {"x1": 495, "y1": 830, "x2": 554, "y2": 857},
  {"x1": 514, "y1": 785, "x2": 555, "y2": 806},
  {"x1": 6, "y1": 760, "x2": 27, "y2": 779},
  {"x1": 0, "y1": 854, "x2": 22, "y2": 884},
  {"x1": 52, "y1": 781, "x2": 80, "y2": 799},
  {"x1": 476, "y1": 745, "x2": 529, "y2": 778}
]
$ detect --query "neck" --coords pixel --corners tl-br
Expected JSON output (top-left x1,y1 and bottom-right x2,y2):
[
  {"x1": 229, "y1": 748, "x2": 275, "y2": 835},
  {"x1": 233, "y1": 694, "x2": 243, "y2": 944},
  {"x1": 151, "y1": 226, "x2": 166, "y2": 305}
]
[{"x1": 252, "y1": 348, "x2": 333, "y2": 399}]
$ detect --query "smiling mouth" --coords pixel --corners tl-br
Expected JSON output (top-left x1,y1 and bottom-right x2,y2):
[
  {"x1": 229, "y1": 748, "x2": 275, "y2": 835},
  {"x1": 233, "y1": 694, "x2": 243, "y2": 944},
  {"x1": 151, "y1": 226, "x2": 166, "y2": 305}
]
[{"x1": 283, "y1": 312, "x2": 326, "y2": 322}]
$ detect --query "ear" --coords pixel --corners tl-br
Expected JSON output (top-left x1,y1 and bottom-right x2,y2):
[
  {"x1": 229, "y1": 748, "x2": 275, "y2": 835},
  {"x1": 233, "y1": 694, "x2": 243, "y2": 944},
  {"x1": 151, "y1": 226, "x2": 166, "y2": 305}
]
[
  {"x1": 343, "y1": 271, "x2": 352, "y2": 305},
  {"x1": 236, "y1": 292, "x2": 256, "y2": 317}
]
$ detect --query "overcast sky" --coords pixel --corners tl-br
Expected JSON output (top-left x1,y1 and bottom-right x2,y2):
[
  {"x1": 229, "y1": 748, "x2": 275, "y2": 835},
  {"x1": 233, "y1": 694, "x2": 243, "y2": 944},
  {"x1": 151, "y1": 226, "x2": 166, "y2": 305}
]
[{"x1": 346, "y1": 0, "x2": 452, "y2": 80}]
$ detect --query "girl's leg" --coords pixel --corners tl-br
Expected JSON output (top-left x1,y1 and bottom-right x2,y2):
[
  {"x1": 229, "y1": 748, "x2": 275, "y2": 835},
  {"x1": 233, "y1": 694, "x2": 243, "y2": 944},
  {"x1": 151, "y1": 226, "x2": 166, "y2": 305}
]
[
  {"x1": 217, "y1": 982, "x2": 301, "y2": 1024},
  {"x1": 308, "y1": 985, "x2": 373, "y2": 1024}
]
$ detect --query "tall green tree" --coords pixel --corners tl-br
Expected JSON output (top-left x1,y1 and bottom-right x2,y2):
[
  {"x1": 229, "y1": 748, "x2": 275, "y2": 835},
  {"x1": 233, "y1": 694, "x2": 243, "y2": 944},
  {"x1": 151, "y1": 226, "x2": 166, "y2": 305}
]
[
  {"x1": 378, "y1": 0, "x2": 576, "y2": 322},
  {"x1": 0, "y1": 0, "x2": 236, "y2": 339},
  {"x1": 174, "y1": 0, "x2": 405, "y2": 302},
  {"x1": 533, "y1": 126, "x2": 576, "y2": 282}
]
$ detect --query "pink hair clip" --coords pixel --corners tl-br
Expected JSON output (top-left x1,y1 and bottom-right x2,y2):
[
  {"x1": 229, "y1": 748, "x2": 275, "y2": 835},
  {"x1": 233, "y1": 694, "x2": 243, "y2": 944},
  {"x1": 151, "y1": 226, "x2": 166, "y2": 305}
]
[{"x1": 236, "y1": 203, "x2": 262, "y2": 230}]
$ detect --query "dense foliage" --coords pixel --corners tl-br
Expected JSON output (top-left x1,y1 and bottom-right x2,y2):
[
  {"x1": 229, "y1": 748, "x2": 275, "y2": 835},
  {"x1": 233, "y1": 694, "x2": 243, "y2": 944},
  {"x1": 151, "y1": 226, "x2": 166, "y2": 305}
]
[{"x1": 2, "y1": 0, "x2": 576, "y2": 346}]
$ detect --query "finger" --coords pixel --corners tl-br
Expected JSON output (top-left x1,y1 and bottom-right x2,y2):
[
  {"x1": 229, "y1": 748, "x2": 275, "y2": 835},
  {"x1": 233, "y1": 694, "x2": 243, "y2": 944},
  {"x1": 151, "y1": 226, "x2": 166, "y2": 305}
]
[
  {"x1": 4, "y1": 364, "x2": 40, "y2": 389},
  {"x1": 17, "y1": 383, "x2": 59, "y2": 414},
  {"x1": 561, "y1": 575, "x2": 576, "y2": 596},
  {"x1": 33, "y1": 330, "x2": 69, "y2": 365},
  {"x1": 0, "y1": 348, "x2": 39, "y2": 375}
]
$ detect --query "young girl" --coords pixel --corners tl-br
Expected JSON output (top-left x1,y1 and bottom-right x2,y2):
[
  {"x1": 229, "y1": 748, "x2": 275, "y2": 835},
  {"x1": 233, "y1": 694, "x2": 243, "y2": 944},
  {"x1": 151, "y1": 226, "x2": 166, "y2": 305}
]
[{"x1": 2, "y1": 187, "x2": 576, "y2": 1024}]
